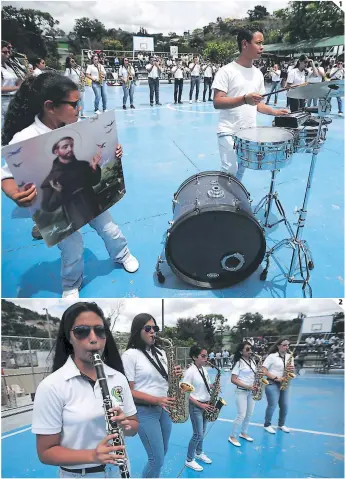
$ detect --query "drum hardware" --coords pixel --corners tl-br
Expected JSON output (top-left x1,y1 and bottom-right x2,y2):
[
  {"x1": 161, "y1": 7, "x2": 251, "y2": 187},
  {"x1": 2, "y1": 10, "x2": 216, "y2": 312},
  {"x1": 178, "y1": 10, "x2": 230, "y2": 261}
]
[
  {"x1": 259, "y1": 93, "x2": 334, "y2": 297},
  {"x1": 155, "y1": 171, "x2": 266, "y2": 288},
  {"x1": 287, "y1": 80, "x2": 343, "y2": 100}
]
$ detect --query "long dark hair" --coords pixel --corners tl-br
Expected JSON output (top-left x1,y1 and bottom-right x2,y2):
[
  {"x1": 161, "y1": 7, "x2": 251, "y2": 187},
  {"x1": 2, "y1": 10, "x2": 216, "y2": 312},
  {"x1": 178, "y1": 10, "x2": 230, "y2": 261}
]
[
  {"x1": 126, "y1": 313, "x2": 163, "y2": 356},
  {"x1": 189, "y1": 345, "x2": 206, "y2": 361},
  {"x1": 294, "y1": 54, "x2": 308, "y2": 70},
  {"x1": 2, "y1": 72, "x2": 78, "y2": 145},
  {"x1": 121, "y1": 57, "x2": 128, "y2": 67},
  {"x1": 268, "y1": 337, "x2": 290, "y2": 355},
  {"x1": 52, "y1": 302, "x2": 125, "y2": 375},
  {"x1": 231, "y1": 341, "x2": 253, "y2": 369},
  {"x1": 65, "y1": 56, "x2": 73, "y2": 72}
]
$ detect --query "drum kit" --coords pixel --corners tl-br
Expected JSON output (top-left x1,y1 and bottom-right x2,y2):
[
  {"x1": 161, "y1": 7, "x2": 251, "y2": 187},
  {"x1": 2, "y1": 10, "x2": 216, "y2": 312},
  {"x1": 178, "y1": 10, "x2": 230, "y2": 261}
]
[{"x1": 155, "y1": 80, "x2": 344, "y2": 297}]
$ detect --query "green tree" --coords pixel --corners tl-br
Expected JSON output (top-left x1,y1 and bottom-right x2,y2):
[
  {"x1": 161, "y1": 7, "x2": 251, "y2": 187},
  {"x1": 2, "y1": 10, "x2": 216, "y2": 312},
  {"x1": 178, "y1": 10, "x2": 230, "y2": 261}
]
[
  {"x1": 247, "y1": 5, "x2": 270, "y2": 22},
  {"x1": 102, "y1": 38, "x2": 123, "y2": 50},
  {"x1": 72, "y1": 17, "x2": 107, "y2": 46},
  {"x1": 203, "y1": 40, "x2": 237, "y2": 63}
]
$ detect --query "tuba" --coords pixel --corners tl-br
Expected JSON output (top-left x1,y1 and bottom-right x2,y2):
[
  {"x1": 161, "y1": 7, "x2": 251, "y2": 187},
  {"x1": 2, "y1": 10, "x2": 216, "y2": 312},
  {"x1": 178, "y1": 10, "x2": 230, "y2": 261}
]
[
  {"x1": 204, "y1": 361, "x2": 227, "y2": 422},
  {"x1": 251, "y1": 353, "x2": 269, "y2": 401},
  {"x1": 159, "y1": 337, "x2": 195, "y2": 423},
  {"x1": 280, "y1": 350, "x2": 296, "y2": 391}
]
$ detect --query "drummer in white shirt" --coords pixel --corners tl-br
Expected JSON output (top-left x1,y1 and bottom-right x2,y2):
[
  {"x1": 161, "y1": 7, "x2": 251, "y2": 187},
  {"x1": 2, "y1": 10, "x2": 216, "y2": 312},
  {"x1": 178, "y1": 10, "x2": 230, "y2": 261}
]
[
  {"x1": 212, "y1": 27, "x2": 288, "y2": 182},
  {"x1": 182, "y1": 345, "x2": 214, "y2": 472}
]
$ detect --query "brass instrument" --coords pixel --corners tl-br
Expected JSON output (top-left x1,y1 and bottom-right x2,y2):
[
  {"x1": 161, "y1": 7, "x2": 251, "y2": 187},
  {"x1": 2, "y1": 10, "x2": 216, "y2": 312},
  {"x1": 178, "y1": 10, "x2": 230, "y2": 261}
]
[
  {"x1": 7, "y1": 51, "x2": 30, "y2": 79},
  {"x1": 98, "y1": 65, "x2": 105, "y2": 86},
  {"x1": 125, "y1": 64, "x2": 135, "y2": 88},
  {"x1": 159, "y1": 337, "x2": 195, "y2": 423},
  {"x1": 251, "y1": 353, "x2": 269, "y2": 401},
  {"x1": 280, "y1": 350, "x2": 296, "y2": 391},
  {"x1": 204, "y1": 361, "x2": 227, "y2": 422}
]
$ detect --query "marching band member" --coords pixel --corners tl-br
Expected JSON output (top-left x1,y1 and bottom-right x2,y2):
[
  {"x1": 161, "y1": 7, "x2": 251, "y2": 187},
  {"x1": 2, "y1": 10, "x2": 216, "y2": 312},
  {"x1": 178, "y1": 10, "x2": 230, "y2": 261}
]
[
  {"x1": 212, "y1": 27, "x2": 288, "y2": 182},
  {"x1": 86, "y1": 54, "x2": 107, "y2": 114},
  {"x1": 64, "y1": 56, "x2": 86, "y2": 118},
  {"x1": 122, "y1": 314, "x2": 181, "y2": 478},
  {"x1": 265, "y1": 64, "x2": 281, "y2": 105},
  {"x1": 1, "y1": 72, "x2": 139, "y2": 298},
  {"x1": 189, "y1": 55, "x2": 201, "y2": 103},
  {"x1": 202, "y1": 61, "x2": 213, "y2": 102},
  {"x1": 286, "y1": 54, "x2": 310, "y2": 112},
  {"x1": 119, "y1": 57, "x2": 136, "y2": 110},
  {"x1": 228, "y1": 341, "x2": 256, "y2": 447},
  {"x1": 1, "y1": 41, "x2": 22, "y2": 121},
  {"x1": 146, "y1": 56, "x2": 162, "y2": 106},
  {"x1": 32, "y1": 57, "x2": 46, "y2": 76},
  {"x1": 32, "y1": 302, "x2": 138, "y2": 478},
  {"x1": 171, "y1": 59, "x2": 184, "y2": 104},
  {"x1": 182, "y1": 345, "x2": 213, "y2": 472},
  {"x1": 262, "y1": 338, "x2": 295, "y2": 434}
]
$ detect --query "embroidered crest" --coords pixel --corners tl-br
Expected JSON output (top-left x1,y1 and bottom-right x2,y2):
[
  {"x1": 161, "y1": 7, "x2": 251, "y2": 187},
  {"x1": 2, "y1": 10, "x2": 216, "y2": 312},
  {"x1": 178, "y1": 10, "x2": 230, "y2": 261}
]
[{"x1": 111, "y1": 386, "x2": 124, "y2": 403}]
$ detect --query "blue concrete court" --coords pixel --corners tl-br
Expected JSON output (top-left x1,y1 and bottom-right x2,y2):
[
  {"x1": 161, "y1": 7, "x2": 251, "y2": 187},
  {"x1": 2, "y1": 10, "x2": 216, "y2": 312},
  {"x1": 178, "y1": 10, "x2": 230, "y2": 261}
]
[
  {"x1": 2, "y1": 370, "x2": 344, "y2": 478},
  {"x1": 2, "y1": 82, "x2": 344, "y2": 298}
]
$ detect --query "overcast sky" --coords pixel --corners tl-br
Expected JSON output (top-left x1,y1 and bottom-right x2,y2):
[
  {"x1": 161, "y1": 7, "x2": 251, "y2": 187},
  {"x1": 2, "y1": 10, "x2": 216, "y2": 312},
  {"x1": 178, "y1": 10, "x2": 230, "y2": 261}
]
[
  {"x1": 3, "y1": 1, "x2": 290, "y2": 36},
  {"x1": 5, "y1": 299, "x2": 342, "y2": 332}
]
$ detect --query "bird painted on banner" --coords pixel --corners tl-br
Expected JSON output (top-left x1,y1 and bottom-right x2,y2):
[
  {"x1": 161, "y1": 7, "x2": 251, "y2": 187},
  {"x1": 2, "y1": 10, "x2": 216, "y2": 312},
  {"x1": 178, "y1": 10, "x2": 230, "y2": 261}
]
[
  {"x1": 96, "y1": 142, "x2": 106, "y2": 148},
  {"x1": 7, "y1": 147, "x2": 22, "y2": 157},
  {"x1": 13, "y1": 161, "x2": 23, "y2": 167},
  {"x1": 105, "y1": 120, "x2": 115, "y2": 128},
  {"x1": 90, "y1": 115, "x2": 99, "y2": 123},
  {"x1": 105, "y1": 128, "x2": 113, "y2": 134}
]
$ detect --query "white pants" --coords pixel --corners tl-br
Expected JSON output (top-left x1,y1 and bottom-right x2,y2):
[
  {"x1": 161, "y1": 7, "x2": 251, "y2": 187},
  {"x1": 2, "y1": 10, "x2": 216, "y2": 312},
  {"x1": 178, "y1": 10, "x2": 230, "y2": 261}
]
[
  {"x1": 231, "y1": 388, "x2": 256, "y2": 437},
  {"x1": 217, "y1": 134, "x2": 245, "y2": 182}
]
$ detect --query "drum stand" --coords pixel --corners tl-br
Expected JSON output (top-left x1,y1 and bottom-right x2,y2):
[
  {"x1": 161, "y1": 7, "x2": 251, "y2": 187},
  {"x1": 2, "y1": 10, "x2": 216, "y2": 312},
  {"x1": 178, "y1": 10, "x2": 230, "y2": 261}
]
[{"x1": 260, "y1": 95, "x2": 332, "y2": 298}]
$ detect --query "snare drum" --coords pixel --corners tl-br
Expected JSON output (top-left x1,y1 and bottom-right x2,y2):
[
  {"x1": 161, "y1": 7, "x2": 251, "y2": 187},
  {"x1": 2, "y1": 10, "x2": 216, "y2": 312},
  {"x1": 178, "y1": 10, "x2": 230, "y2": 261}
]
[{"x1": 232, "y1": 127, "x2": 295, "y2": 171}]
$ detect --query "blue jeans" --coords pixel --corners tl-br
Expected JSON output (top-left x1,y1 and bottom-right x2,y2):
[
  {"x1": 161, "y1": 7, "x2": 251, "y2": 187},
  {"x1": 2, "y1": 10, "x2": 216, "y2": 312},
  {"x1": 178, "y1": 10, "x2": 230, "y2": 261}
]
[
  {"x1": 189, "y1": 76, "x2": 200, "y2": 100},
  {"x1": 187, "y1": 403, "x2": 207, "y2": 462},
  {"x1": 264, "y1": 382, "x2": 289, "y2": 427},
  {"x1": 92, "y1": 82, "x2": 107, "y2": 111},
  {"x1": 136, "y1": 405, "x2": 172, "y2": 478},
  {"x1": 148, "y1": 78, "x2": 160, "y2": 104},
  {"x1": 265, "y1": 81, "x2": 280, "y2": 104},
  {"x1": 57, "y1": 210, "x2": 129, "y2": 292},
  {"x1": 231, "y1": 389, "x2": 255, "y2": 437},
  {"x1": 122, "y1": 83, "x2": 134, "y2": 106},
  {"x1": 307, "y1": 97, "x2": 318, "y2": 107},
  {"x1": 337, "y1": 97, "x2": 343, "y2": 113}
]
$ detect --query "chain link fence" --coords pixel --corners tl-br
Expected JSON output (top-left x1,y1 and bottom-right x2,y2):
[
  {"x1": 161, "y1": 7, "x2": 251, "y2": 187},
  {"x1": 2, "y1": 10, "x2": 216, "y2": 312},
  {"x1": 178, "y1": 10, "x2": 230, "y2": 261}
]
[{"x1": 1, "y1": 336, "x2": 192, "y2": 412}]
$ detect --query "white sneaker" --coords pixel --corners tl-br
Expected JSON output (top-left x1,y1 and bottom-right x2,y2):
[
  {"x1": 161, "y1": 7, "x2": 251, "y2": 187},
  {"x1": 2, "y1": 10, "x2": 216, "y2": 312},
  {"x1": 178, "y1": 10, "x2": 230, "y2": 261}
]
[
  {"x1": 189, "y1": 100, "x2": 193, "y2": 104},
  {"x1": 94, "y1": 110, "x2": 101, "y2": 114},
  {"x1": 185, "y1": 460, "x2": 203, "y2": 472},
  {"x1": 62, "y1": 288, "x2": 79, "y2": 299},
  {"x1": 120, "y1": 254, "x2": 139, "y2": 273},
  {"x1": 196, "y1": 99, "x2": 201, "y2": 103},
  {"x1": 338, "y1": 112, "x2": 343, "y2": 116},
  {"x1": 239, "y1": 433, "x2": 254, "y2": 442},
  {"x1": 264, "y1": 426, "x2": 276, "y2": 434},
  {"x1": 103, "y1": 109, "x2": 108, "y2": 112},
  {"x1": 195, "y1": 453, "x2": 212, "y2": 464},
  {"x1": 228, "y1": 436, "x2": 241, "y2": 447},
  {"x1": 279, "y1": 426, "x2": 290, "y2": 433}
]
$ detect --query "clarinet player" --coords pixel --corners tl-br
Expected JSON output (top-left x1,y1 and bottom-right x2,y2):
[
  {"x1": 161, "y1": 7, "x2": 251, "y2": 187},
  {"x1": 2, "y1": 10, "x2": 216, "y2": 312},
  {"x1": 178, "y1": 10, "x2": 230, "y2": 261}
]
[
  {"x1": 262, "y1": 338, "x2": 295, "y2": 434},
  {"x1": 31, "y1": 302, "x2": 138, "y2": 478},
  {"x1": 228, "y1": 341, "x2": 258, "y2": 447},
  {"x1": 122, "y1": 314, "x2": 182, "y2": 478}
]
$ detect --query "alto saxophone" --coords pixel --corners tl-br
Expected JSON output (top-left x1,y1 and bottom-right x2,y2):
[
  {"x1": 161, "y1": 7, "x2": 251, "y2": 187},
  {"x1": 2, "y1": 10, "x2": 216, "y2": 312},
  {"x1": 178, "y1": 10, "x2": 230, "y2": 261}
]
[
  {"x1": 251, "y1": 353, "x2": 269, "y2": 401},
  {"x1": 98, "y1": 66, "x2": 105, "y2": 86},
  {"x1": 280, "y1": 350, "x2": 296, "y2": 391},
  {"x1": 159, "y1": 338, "x2": 195, "y2": 423},
  {"x1": 204, "y1": 361, "x2": 227, "y2": 422}
]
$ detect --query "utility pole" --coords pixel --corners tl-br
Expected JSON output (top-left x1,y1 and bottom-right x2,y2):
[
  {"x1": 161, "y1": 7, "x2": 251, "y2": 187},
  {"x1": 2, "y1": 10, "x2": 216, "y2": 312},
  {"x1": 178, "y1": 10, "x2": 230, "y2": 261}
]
[{"x1": 43, "y1": 308, "x2": 53, "y2": 349}]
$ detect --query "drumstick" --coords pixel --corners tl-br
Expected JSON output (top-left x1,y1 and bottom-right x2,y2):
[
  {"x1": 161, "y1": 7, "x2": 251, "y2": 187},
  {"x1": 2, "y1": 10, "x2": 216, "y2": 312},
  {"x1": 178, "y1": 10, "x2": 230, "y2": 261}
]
[{"x1": 261, "y1": 82, "x2": 309, "y2": 98}]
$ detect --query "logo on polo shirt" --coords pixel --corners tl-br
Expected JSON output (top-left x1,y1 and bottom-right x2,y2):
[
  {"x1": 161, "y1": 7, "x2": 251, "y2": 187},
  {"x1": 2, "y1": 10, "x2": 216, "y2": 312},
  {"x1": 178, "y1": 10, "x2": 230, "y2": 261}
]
[{"x1": 111, "y1": 386, "x2": 124, "y2": 403}]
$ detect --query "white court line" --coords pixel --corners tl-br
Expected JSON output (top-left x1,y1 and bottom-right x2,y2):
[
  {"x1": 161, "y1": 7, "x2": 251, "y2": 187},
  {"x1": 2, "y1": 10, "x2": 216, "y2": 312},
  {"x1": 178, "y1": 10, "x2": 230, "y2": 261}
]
[
  {"x1": 166, "y1": 103, "x2": 218, "y2": 114},
  {"x1": 217, "y1": 419, "x2": 344, "y2": 438},
  {"x1": 2, "y1": 426, "x2": 31, "y2": 439}
]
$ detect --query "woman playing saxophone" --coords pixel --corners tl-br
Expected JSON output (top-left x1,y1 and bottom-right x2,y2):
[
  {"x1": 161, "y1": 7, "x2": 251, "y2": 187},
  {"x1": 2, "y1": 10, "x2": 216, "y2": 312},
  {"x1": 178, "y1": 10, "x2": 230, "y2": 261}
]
[
  {"x1": 64, "y1": 56, "x2": 86, "y2": 118},
  {"x1": 122, "y1": 314, "x2": 182, "y2": 478},
  {"x1": 119, "y1": 57, "x2": 136, "y2": 109},
  {"x1": 31, "y1": 302, "x2": 138, "y2": 478},
  {"x1": 181, "y1": 345, "x2": 215, "y2": 472},
  {"x1": 85, "y1": 54, "x2": 107, "y2": 113},
  {"x1": 262, "y1": 338, "x2": 295, "y2": 434},
  {"x1": 228, "y1": 341, "x2": 258, "y2": 447}
]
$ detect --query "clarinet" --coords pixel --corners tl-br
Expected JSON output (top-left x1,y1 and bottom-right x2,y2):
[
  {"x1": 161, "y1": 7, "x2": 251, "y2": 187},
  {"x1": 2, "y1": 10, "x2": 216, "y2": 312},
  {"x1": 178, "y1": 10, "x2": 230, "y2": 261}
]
[{"x1": 92, "y1": 352, "x2": 130, "y2": 478}]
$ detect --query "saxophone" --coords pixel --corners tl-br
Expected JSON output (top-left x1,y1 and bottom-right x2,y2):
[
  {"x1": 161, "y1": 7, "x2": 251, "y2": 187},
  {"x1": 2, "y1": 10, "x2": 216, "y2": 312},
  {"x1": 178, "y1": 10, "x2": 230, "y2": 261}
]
[
  {"x1": 98, "y1": 65, "x2": 105, "y2": 85},
  {"x1": 251, "y1": 353, "x2": 269, "y2": 401},
  {"x1": 125, "y1": 65, "x2": 135, "y2": 88},
  {"x1": 280, "y1": 350, "x2": 296, "y2": 391},
  {"x1": 204, "y1": 361, "x2": 227, "y2": 422},
  {"x1": 159, "y1": 338, "x2": 195, "y2": 423}
]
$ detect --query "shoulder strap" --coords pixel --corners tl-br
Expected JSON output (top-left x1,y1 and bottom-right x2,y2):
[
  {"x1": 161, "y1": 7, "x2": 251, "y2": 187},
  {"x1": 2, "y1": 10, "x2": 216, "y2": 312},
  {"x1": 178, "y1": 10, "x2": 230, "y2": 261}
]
[
  {"x1": 141, "y1": 349, "x2": 168, "y2": 381},
  {"x1": 197, "y1": 366, "x2": 211, "y2": 394}
]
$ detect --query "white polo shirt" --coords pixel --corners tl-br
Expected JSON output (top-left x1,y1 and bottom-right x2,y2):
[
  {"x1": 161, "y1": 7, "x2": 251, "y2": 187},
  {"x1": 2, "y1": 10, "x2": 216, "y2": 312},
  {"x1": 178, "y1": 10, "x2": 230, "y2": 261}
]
[
  {"x1": 182, "y1": 363, "x2": 211, "y2": 402},
  {"x1": 171, "y1": 66, "x2": 184, "y2": 79},
  {"x1": 287, "y1": 68, "x2": 306, "y2": 86},
  {"x1": 32, "y1": 356, "x2": 137, "y2": 470},
  {"x1": 232, "y1": 358, "x2": 256, "y2": 387},
  {"x1": 86, "y1": 64, "x2": 106, "y2": 81},
  {"x1": 263, "y1": 352, "x2": 294, "y2": 378},
  {"x1": 1, "y1": 65, "x2": 17, "y2": 95},
  {"x1": 146, "y1": 64, "x2": 159, "y2": 79},
  {"x1": 189, "y1": 63, "x2": 200, "y2": 76},
  {"x1": 64, "y1": 67, "x2": 82, "y2": 86},
  {"x1": 32, "y1": 68, "x2": 43, "y2": 76},
  {"x1": 203, "y1": 65, "x2": 213, "y2": 78},
  {"x1": 122, "y1": 348, "x2": 168, "y2": 397}
]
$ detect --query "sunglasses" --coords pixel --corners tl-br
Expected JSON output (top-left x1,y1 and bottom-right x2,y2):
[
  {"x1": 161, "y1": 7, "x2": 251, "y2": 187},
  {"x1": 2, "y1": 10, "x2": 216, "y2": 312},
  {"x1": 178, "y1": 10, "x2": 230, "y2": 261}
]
[
  {"x1": 59, "y1": 100, "x2": 81, "y2": 109},
  {"x1": 2, "y1": 50, "x2": 10, "y2": 55},
  {"x1": 200, "y1": 354, "x2": 208, "y2": 358},
  {"x1": 72, "y1": 325, "x2": 106, "y2": 340},
  {"x1": 143, "y1": 325, "x2": 160, "y2": 333}
]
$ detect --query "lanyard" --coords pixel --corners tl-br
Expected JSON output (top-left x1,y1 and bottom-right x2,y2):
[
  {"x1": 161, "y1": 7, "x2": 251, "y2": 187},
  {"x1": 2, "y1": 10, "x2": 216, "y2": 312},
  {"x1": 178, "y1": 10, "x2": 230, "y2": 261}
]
[
  {"x1": 142, "y1": 349, "x2": 168, "y2": 381},
  {"x1": 240, "y1": 357, "x2": 256, "y2": 374},
  {"x1": 279, "y1": 354, "x2": 286, "y2": 367},
  {"x1": 197, "y1": 366, "x2": 211, "y2": 395}
]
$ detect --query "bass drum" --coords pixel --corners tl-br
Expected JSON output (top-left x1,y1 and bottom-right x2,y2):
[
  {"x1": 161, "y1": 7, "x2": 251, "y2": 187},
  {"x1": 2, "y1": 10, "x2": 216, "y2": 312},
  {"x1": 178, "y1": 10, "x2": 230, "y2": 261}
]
[{"x1": 165, "y1": 171, "x2": 266, "y2": 288}]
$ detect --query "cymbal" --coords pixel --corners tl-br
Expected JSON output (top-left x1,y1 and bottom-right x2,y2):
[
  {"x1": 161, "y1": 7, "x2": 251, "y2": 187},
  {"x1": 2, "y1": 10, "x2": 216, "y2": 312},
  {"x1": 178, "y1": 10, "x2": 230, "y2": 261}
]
[{"x1": 287, "y1": 80, "x2": 344, "y2": 99}]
